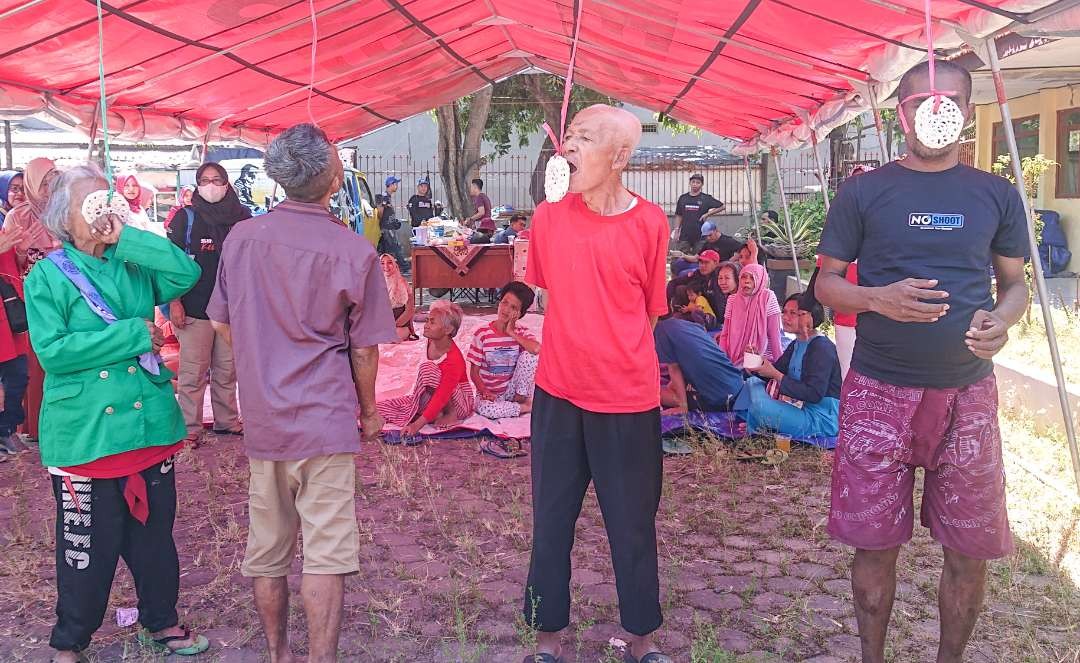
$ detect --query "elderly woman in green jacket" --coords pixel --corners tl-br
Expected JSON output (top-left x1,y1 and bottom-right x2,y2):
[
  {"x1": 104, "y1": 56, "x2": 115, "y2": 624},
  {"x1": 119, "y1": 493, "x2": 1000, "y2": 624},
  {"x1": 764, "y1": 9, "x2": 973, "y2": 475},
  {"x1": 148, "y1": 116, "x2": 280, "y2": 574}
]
[{"x1": 25, "y1": 165, "x2": 210, "y2": 662}]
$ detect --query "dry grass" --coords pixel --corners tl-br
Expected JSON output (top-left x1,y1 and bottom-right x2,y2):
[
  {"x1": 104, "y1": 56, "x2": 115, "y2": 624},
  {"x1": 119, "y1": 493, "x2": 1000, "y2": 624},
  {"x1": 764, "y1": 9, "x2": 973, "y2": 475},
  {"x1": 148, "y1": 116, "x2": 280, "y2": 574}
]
[
  {"x1": 0, "y1": 422, "x2": 1076, "y2": 662},
  {"x1": 998, "y1": 306, "x2": 1080, "y2": 386}
]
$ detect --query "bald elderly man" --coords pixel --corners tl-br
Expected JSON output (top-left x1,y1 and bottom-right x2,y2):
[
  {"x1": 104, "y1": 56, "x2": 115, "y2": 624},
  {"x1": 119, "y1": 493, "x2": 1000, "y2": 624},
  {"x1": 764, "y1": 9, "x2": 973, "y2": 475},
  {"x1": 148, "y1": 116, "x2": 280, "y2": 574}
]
[{"x1": 523, "y1": 105, "x2": 672, "y2": 663}]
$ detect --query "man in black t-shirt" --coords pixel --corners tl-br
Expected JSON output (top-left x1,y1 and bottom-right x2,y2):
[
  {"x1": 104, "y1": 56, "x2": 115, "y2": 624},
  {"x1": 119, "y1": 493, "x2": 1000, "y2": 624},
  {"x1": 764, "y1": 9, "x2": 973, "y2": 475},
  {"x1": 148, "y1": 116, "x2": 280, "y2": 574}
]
[
  {"x1": 816, "y1": 61, "x2": 1029, "y2": 663},
  {"x1": 406, "y1": 177, "x2": 435, "y2": 227},
  {"x1": 672, "y1": 173, "x2": 724, "y2": 252}
]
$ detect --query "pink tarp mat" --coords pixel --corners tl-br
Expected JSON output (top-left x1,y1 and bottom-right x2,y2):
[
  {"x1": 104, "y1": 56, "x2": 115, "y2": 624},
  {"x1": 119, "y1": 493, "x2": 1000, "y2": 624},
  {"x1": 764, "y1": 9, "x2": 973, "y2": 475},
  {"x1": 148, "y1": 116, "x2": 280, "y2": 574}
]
[
  {"x1": 375, "y1": 311, "x2": 544, "y2": 440},
  {"x1": 0, "y1": 1, "x2": 1063, "y2": 147}
]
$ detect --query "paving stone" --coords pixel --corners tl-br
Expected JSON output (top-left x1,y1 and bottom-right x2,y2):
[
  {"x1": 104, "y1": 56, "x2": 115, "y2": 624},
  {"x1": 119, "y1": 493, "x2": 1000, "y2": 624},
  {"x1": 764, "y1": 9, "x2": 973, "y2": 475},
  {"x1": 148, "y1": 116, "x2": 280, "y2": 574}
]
[
  {"x1": 824, "y1": 634, "x2": 862, "y2": 659},
  {"x1": 806, "y1": 594, "x2": 848, "y2": 616},
  {"x1": 571, "y1": 567, "x2": 604, "y2": 586},
  {"x1": 753, "y1": 549, "x2": 788, "y2": 565},
  {"x1": 375, "y1": 532, "x2": 417, "y2": 547},
  {"x1": 788, "y1": 562, "x2": 839, "y2": 580},
  {"x1": 765, "y1": 576, "x2": 813, "y2": 595},
  {"x1": 801, "y1": 610, "x2": 844, "y2": 633},
  {"x1": 751, "y1": 591, "x2": 793, "y2": 612},
  {"x1": 685, "y1": 589, "x2": 744, "y2": 611},
  {"x1": 722, "y1": 535, "x2": 762, "y2": 550},
  {"x1": 407, "y1": 559, "x2": 452, "y2": 578},
  {"x1": 712, "y1": 575, "x2": 756, "y2": 593},
  {"x1": 478, "y1": 579, "x2": 519, "y2": 601},
  {"x1": 669, "y1": 570, "x2": 709, "y2": 592},
  {"x1": 733, "y1": 561, "x2": 782, "y2": 578},
  {"x1": 778, "y1": 538, "x2": 815, "y2": 552},
  {"x1": 683, "y1": 533, "x2": 719, "y2": 547},
  {"x1": 477, "y1": 618, "x2": 518, "y2": 642},
  {"x1": 739, "y1": 651, "x2": 782, "y2": 662},
  {"x1": 714, "y1": 627, "x2": 754, "y2": 653},
  {"x1": 180, "y1": 569, "x2": 216, "y2": 587},
  {"x1": 823, "y1": 579, "x2": 851, "y2": 597},
  {"x1": 588, "y1": 582, "x2": 619, "y2": 604},
  {"x1": 704, "y1": 547, "x2": 748, "y2": 563},
  {"x1": 800, "y1": 656, "x2": 847, "y2": 663}
]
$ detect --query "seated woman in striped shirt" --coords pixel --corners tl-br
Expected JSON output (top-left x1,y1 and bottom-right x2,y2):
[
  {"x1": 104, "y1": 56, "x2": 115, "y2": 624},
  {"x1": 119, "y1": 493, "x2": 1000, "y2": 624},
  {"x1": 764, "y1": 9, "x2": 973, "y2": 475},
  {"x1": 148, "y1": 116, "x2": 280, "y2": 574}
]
[
  {"x1": 376, "y1": 300, "x2": 474, "y2": 442},
  {"x1": 467, "y1": 281, "x2": 541, "y2": 419}
]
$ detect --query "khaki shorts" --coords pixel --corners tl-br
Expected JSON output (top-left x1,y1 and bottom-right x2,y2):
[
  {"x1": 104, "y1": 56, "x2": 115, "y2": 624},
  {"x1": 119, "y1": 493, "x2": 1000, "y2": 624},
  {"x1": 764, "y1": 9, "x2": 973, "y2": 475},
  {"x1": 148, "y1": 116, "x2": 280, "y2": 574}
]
[{"x1": 242, "y1": 453, "x2": 360, "y2": 577}]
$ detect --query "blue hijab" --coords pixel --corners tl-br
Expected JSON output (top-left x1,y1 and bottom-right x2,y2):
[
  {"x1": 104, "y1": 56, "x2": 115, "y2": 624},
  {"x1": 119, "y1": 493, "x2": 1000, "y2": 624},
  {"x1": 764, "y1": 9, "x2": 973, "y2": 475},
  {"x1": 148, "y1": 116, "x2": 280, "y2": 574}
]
[{"x1": 0, "y1": 171, "x2": 17, "y2": 207}]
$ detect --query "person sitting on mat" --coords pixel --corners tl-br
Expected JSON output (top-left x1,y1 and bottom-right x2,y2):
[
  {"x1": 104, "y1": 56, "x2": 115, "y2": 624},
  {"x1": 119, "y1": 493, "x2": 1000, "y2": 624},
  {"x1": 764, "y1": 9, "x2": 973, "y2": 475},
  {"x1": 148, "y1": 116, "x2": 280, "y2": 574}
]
[
  {"x1": 379, "y1": 253, "x2": 418, "y2": 342},
  {"x1": 669, "y1": 284, "x2": 716, "y2": 330},
  {"x1": 734, "y1": 293, "x2": 841, "y2": 439},
  {"x1": 655, "y1": 316, "x2": 743, "y2": 414},
  {"x1": 719, "y1": 262, "x2": 782, "y2": 368},
  {"x1": 467, "y1": 281, "x2": 540, "y2": 419},
  {"x1": 376, "y1": 300, "x2": 474, "y2": 441}
]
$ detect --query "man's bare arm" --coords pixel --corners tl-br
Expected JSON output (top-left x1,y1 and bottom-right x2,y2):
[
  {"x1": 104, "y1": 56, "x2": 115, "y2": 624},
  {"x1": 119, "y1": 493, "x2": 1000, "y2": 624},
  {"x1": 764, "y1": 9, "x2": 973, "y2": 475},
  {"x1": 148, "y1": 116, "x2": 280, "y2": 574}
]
[
  {"x1": 816, "y1": 255, "x2": 950, "y2": 324},
  {"x1": 350, "y1": 345, "x2": 380, "y2": 416}
]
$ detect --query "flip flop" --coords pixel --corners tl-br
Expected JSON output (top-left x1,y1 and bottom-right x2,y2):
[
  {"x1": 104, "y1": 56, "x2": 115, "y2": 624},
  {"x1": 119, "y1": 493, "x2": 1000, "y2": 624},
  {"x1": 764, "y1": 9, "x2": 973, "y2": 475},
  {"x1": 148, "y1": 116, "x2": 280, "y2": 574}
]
[
  {"x1": 211, "y1": 427, "x2": 243, "y2": 436},
  {"x1": 480, "y1": 438, "x2": 527, "y2": 459},
  {"x1": 623, "y1": 651, "x2": 674, "y2": 663},
  {"x1": 137, "y1": 625, "x2": 210, "y2": 656}
]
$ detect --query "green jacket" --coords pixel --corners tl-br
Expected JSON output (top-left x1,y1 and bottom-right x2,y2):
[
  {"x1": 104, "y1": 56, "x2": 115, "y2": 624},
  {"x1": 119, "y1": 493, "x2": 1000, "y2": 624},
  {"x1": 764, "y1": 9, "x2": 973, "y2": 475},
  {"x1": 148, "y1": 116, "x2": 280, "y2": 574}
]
[{"x1": 26, "y1": 226, "x2": 201, "y2": 467}]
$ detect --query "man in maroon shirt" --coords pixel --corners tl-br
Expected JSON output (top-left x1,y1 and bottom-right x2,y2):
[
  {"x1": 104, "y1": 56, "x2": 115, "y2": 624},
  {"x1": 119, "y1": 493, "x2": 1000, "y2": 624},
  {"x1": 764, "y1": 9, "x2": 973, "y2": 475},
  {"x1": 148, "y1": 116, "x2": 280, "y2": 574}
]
[{"x1": 208, "y1": 124, "x2": 396, "y2": 663}]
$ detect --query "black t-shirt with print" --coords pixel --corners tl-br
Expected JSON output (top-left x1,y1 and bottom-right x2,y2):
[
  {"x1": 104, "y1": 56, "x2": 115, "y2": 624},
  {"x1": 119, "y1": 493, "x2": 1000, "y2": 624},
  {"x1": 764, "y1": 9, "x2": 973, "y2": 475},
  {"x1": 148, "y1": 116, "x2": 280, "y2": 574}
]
[
  {"x1": 675, "y1": 192, "x2": 722, "y2": 244},
  {"x1": 167, "y1": 210, "x2": 229, "y2": 319},
  {"x1": 407, "y1": 194, "x2": 434, "y2": 226},
  {"x1": 818, "y1": 161, "x2": 1029, "y2": 388}
]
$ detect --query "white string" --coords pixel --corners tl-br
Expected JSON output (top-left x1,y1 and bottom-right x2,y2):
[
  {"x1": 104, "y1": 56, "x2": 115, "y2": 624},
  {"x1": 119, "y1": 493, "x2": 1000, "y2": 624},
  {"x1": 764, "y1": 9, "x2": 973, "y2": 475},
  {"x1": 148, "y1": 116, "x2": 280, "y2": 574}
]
[{"x1": 307, "y1": 0, "x2": 319, "y2": 126}]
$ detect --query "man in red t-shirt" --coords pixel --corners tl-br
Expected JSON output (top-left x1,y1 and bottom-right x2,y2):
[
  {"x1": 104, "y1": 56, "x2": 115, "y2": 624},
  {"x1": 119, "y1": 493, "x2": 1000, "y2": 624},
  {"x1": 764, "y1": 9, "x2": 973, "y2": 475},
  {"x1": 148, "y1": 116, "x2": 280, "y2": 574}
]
[{"x1": 523, "y1": 105, "x2": 671, "y2": 663}]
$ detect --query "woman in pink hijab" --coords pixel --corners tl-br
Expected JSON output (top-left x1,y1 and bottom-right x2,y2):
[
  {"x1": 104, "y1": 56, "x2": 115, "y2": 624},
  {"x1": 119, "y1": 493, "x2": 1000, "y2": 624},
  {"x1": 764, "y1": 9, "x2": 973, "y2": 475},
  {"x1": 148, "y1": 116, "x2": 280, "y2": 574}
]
[
  {"x1": 719, "y1": 262, "x2": 783, "y2": 368},
  {"x1": 5, "y1": 157, "x2": 60, "y2": 275},
  {"x1": 2, "y1": 157, "x2": 59, "y2": 442}
]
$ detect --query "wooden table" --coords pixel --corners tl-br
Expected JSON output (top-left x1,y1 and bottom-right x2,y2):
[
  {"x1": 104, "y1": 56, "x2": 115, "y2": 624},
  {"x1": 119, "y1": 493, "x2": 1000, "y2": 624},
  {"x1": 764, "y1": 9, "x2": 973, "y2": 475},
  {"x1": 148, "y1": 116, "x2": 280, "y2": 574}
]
[{"x1": 411, "y1": 245, "x2": 514, "y2": 305}]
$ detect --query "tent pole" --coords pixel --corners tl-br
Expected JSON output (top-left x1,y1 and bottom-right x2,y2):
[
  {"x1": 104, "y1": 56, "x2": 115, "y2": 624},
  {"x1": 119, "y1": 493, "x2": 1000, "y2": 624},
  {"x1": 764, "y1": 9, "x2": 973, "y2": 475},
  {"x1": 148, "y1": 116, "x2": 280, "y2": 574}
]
[
  {"x1": 743, "y1": 156, "x2": 761, "y2": 239},
  {"x1": 809, "y1": 132, "x2": 831, "y2": 213},
  {"x1": 985, "y1": 37, "x2": 1080, "y2": 494},
  {"x1": 771, "y1": 148, "x2": 804, "y2": 290},
  {"x1": 868, "y1": 82, "x2": 890, "y2": 161}
]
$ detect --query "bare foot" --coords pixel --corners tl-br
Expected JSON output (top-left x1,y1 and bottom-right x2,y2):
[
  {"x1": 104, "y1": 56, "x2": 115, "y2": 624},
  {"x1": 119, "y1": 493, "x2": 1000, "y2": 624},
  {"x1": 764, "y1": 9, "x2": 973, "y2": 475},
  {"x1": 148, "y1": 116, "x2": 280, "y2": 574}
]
[
  {"x1": 50, "y1": 651, "x2": 81, "y2": 663},
  {"x1": 433, "y1": 413, "x2": 460, "y2": 427}
]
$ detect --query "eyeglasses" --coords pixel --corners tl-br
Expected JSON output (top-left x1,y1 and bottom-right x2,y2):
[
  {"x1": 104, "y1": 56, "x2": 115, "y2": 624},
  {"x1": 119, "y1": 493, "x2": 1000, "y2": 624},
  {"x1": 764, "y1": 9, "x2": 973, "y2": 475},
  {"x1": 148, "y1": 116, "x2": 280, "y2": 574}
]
[
  {"x1": 197, "y1": 177, "x2": 227, "y2": 186},
  {"x1": 7, "y1": 185, "x2": 23, "y2": 194}
]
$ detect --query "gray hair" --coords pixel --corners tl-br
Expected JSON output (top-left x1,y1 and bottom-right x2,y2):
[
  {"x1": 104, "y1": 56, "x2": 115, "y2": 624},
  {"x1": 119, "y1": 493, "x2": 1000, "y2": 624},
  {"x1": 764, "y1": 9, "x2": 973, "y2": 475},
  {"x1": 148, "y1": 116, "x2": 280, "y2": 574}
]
[
  {"x1": 41, "y1": 163, "x2": 107, "y2": 244},
  {"x1": 428, "y1": 300, "x2": 463, "y2": 337},
  {"x1": 264, "y1": 123, "x2": 335, "y2": 202}
]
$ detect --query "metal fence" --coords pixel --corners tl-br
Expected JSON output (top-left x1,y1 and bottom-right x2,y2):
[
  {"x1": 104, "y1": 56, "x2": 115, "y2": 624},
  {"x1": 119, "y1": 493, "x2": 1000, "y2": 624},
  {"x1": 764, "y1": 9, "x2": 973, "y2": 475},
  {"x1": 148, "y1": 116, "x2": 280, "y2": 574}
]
[{"x1": 355, "y1": 153, "x2": 763, "y2": 218}]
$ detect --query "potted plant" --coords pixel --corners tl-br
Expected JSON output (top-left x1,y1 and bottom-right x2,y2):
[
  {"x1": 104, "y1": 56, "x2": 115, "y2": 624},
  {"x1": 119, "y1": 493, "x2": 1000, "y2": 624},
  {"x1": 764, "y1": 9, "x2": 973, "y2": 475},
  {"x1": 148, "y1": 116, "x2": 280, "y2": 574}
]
[{"x1": 748, "y1": 195, "x2": 826, "y2": 296}]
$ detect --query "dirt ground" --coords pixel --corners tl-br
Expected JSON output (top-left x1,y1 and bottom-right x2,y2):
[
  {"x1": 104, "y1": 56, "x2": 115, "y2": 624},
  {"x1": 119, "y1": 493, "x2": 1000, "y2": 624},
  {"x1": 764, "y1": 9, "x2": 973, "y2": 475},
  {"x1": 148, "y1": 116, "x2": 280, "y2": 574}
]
[{"x1": 0, "y1": 429, "x2": 1076, "y2": 662}]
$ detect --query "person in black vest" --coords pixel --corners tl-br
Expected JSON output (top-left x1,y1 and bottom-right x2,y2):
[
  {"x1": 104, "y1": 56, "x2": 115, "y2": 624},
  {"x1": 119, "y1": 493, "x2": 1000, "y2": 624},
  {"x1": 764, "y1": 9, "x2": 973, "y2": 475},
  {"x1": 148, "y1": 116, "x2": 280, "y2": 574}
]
[
  {"x1": 377, "y1": 175, "x2": 408, "y2": 274},
  {"x1": 406, "y1": 177, "x2": 435, "y2": 227},
  {"x1": 167, "y1": 162, "x2": 251, "y2": 445}
]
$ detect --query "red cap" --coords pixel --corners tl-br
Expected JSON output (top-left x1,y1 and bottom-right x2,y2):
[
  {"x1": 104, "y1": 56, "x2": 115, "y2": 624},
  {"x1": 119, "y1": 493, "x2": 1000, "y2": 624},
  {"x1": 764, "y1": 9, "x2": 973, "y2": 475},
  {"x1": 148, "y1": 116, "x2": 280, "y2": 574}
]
[{"x1": 698, "y1": 249, "x2": 721, "y2": 262}]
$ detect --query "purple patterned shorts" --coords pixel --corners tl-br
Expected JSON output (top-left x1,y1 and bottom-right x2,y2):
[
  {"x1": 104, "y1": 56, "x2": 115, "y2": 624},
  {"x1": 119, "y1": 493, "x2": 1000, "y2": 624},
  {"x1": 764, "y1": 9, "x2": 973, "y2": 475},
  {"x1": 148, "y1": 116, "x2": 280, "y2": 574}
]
[{"x1": 827, "y1": 369, "x2": 1014, "y2": 560}]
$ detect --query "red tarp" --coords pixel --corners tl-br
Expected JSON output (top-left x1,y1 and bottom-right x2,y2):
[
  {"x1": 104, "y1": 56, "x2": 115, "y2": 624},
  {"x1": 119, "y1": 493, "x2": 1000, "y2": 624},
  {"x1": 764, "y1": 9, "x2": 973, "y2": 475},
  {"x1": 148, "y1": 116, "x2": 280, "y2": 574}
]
[{"x1": 0, "y1": 0, "x2": 1061, "y2": 147}]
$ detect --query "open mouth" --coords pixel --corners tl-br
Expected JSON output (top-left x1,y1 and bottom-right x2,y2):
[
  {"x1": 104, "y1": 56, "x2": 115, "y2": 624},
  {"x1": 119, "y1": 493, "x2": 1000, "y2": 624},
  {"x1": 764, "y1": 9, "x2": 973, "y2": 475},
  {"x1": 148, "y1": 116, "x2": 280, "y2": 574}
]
[{"x1": 567, "y1": 162, "x2": 578, "y2": 174}]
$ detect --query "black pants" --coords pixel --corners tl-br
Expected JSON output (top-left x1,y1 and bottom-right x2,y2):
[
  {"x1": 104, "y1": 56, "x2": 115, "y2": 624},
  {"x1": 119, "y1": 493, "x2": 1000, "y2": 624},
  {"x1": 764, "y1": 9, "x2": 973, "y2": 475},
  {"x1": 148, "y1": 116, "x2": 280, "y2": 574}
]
[
  {"x1": 50, "y1": 458, "x2": 180, "y2": 652},
  {"x1": 524, "y1": 388, "x2": 663, "y2": 636},
  {"x1": 0, "y1": 354, "x2": 28, "y2": 436}
]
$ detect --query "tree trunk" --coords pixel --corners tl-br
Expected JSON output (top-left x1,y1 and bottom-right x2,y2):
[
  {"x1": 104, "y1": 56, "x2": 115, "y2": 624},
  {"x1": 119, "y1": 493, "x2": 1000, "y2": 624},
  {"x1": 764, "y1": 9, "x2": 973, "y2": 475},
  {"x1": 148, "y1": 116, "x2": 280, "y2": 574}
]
[
  {"x1": 524, "y1": 74, "x2": 562, "y2": 205},
  {"x1": 434, "y1": 86, "x2": 494, "y2": 218},
  {"x1": 884, "y1": 118, "x2": 894, "y2": 161}
]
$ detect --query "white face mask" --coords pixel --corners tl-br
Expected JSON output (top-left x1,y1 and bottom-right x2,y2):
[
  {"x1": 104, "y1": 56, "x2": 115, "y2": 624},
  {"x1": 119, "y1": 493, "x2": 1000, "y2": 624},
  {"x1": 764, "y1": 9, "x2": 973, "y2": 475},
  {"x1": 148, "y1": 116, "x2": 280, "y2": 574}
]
[{"x1": 198, "y1": 183, "x2": 228, "y2": 204}]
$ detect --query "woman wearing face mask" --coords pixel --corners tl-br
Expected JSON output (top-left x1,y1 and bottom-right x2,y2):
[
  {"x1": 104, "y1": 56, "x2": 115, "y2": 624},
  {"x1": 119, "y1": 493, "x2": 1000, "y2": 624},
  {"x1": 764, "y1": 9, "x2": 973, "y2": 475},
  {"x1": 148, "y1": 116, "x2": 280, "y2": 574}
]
[{"x1": 166, "y1": 163, "x2": 250, "y2": 445}]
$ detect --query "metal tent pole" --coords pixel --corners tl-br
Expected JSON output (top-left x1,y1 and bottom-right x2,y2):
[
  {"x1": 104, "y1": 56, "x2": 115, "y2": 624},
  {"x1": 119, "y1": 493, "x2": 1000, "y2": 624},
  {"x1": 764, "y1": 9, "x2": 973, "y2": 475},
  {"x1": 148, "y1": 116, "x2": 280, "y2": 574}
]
[
  {"x1": 985, "y1": 38, "x2": 1080, "y2": 494},
  {"x1": 809, "y1": 132, "x2": 831, "y2": 213},
  {"x1": 743, "y1": 156, "x2": 761, "y2": 239},
  {"x1": 868, "y1": 82, "x2": 890, "y2": 161},
  {"x1": 771, "y1": 148, "x2": 805, "y2": 290}
]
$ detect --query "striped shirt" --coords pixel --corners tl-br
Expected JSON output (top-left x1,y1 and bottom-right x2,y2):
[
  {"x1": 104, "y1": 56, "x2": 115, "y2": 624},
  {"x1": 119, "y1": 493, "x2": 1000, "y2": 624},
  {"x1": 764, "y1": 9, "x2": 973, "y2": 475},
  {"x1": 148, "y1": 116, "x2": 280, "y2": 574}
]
[{"x1": 467, "y1": 322, "x2": 536, "y2": 395}]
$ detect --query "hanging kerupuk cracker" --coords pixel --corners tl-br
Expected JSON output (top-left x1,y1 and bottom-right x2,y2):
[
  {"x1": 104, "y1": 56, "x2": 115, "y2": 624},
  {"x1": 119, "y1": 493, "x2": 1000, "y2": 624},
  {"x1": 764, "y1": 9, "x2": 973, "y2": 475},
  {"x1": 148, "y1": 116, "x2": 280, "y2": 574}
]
[
  {"x1": 81, "y1": 189, "x2": 131, "y2": 227},
  {"x1": 900, "y1": 0, "x2": 964, "y2": 149},
  {"x1": 542, "y1": 0, "x2": 585, "y2": 203}
]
